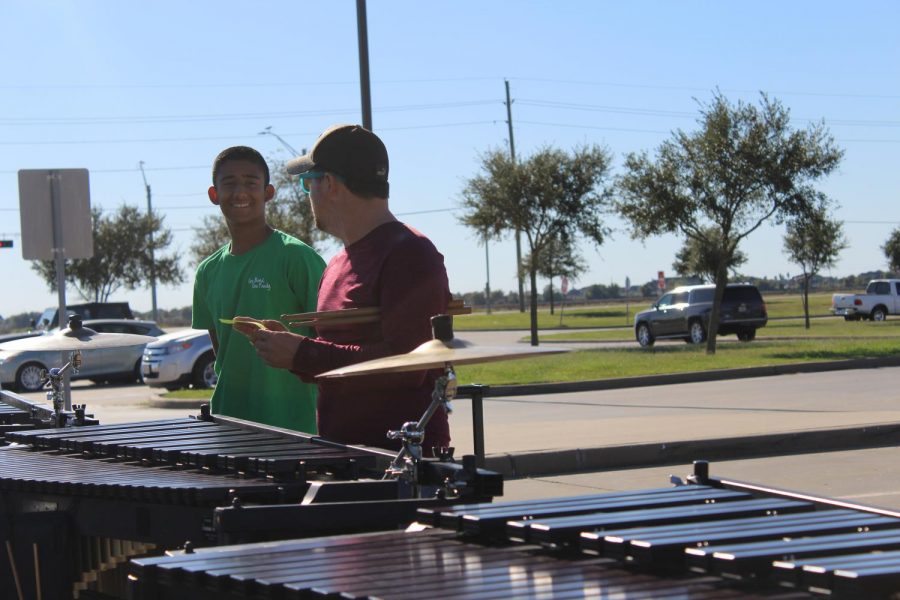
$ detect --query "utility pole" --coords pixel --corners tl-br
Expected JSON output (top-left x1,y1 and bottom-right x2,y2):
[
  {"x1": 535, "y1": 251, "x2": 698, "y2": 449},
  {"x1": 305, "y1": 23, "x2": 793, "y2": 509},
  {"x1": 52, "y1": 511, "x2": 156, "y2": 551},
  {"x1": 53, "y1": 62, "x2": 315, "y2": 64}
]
[
  {"x1": 505, "y1": 79, "x2": 525, "y2": 312},
  {"x1": 484, "y1": 231, "x2": 492, "y2": 315},
  {"x1": 138, "y1": 161, "x2": 158, "y2": 323},
  {"x1": 356, "y1": 0, "x2": 373, "y2": 130}
]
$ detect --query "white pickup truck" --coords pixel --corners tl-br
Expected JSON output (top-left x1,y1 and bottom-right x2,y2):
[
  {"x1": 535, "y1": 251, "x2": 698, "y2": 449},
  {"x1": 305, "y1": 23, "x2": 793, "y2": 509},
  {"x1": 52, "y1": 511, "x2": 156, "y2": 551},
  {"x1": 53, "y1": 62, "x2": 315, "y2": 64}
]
[{"x1": 832, "y1": 279, "x2": 900, "y2": 321}]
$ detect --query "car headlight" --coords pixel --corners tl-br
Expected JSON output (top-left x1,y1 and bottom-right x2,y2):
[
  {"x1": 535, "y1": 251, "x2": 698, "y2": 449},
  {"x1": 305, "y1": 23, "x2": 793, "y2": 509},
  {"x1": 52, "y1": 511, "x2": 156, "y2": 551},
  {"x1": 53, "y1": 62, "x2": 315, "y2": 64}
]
[{"x1": 165, "y1": 341, "x2": 193, "y2": 355}]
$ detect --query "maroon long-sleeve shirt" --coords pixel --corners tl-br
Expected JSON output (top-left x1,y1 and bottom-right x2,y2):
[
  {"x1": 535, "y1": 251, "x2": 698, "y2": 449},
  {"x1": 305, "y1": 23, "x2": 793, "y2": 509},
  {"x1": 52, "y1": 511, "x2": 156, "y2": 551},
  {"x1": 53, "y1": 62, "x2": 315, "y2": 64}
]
[{"x1": 291, "y1": 221, "x2": 451, "y2": 450}]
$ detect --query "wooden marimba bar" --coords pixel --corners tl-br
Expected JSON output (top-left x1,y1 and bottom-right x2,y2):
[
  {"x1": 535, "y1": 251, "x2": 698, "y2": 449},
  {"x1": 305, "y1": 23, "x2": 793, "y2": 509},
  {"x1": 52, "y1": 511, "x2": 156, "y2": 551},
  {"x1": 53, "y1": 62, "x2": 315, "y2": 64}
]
[
  {"x1": 0, "y1": 410, "x2": 504, "y2": 600},
  {"x1": 129, "y1": 463, "x2": 900, "y2": 599}
]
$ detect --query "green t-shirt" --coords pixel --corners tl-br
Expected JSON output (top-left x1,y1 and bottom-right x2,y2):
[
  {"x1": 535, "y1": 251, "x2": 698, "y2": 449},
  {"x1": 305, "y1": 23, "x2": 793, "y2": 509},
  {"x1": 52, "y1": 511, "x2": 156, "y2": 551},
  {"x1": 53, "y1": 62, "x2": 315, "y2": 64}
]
[{"x1": 192, "y1": 230, "x2": 325, "y2": 432}]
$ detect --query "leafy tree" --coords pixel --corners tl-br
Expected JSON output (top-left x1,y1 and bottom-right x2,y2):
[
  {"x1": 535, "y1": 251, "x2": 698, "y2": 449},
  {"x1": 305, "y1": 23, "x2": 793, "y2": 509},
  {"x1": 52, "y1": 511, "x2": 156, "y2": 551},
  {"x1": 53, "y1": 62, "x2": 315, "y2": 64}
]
[
  {"x1": 672, "y1": 226, "x2": 747, "y2": 283},
  {"x1": 460, "y1": 145, "x2": 612, "y2": 345},
  {"x1": 190, "y1": 158, "x2": 332, "y2": 266},
  {"x1": 532, "y1": 235, "x2": 587, "y2": 314},
  {"x1": 784, "y1": 204, "x2": 847, "y2": 328},
  {"x1": 31, "y1": 205, "x2": 184, "y2": 302},
  {"x1": 883, "y1": 228, "x2": 900, "y2": 273},
  {"x1": 617, "y1": 92, "x2": 843, "y2": 354}
]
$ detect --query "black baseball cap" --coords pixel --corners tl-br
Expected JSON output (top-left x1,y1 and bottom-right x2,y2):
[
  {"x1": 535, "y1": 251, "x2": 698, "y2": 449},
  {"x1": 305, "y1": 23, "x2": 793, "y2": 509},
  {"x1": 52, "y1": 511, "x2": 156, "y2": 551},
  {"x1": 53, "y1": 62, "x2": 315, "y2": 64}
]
[{"x1": 286, "y1": 124, "x2": 389, "y2": 186}]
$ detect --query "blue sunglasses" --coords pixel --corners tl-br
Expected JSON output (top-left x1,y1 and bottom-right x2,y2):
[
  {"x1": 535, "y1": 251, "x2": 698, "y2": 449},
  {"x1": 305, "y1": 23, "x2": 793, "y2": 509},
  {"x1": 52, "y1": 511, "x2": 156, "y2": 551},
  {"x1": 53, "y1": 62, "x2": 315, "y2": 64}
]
[{"x1": 298, "y1": 171, "x2": 326, "y2": 194}]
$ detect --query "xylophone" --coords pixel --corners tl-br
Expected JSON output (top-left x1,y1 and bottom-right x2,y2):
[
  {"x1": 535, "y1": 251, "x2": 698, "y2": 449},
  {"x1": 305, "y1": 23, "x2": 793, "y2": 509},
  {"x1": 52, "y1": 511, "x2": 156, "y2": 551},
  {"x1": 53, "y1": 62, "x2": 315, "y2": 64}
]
[
  {"x1": 0, "y1": 403, "x2": 501, "y2": 600},
  {"x1": 129, "y1": 461, "x2": 900, "y2": 600}
]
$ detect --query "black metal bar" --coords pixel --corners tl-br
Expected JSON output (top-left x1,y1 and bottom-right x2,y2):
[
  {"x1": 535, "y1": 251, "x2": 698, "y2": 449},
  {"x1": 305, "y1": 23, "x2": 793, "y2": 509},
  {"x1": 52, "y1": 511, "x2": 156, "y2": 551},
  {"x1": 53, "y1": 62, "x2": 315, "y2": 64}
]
[{"x1": 457, "y1": 383, "x2": 489, "y2": 467}]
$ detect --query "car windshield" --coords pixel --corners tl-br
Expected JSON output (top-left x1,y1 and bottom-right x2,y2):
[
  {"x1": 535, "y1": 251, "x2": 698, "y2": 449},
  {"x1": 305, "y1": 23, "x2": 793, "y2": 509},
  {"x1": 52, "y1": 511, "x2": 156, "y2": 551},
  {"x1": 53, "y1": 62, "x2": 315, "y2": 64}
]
[{"x1": 35, "y1": 308, "x2": 56, "y2": 330}]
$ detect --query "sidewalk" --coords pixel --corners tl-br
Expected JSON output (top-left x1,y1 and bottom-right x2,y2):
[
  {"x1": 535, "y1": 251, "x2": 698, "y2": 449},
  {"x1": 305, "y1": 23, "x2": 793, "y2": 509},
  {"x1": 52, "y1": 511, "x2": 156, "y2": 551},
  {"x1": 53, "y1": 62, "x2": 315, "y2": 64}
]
[
  {"x1": 445, "y1": 357, "x2": 900, "y2": 478},
  {"x1": 149, "y1": 355, "x2": 900, "y2": 482}
]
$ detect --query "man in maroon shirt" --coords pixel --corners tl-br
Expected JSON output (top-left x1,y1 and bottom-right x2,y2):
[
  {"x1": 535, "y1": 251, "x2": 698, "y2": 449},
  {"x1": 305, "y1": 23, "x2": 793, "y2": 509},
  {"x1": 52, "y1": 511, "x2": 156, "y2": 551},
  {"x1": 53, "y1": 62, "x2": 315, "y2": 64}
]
[{"x1": 240, "y1": 124, "x2": 451, "y2": 451}]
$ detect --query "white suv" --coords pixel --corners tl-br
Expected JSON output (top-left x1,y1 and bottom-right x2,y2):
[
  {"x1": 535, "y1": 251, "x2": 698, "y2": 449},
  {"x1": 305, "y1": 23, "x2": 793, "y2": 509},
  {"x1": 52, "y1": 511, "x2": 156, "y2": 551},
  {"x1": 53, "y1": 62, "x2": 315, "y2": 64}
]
[{"x1": 142, "y1": 329, "x2": 216, "y2": 391}]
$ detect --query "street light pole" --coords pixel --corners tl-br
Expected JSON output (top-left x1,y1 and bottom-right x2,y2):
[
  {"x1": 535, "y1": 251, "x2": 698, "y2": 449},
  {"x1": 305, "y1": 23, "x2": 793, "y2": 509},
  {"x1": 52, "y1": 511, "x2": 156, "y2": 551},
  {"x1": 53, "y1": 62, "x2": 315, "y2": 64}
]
[
  {"x1": 259, "y1": 126, "x2": 301, "y2": 156},
  {"x1": 138, "y1": 161, "x2": 158, "y2": 323}
]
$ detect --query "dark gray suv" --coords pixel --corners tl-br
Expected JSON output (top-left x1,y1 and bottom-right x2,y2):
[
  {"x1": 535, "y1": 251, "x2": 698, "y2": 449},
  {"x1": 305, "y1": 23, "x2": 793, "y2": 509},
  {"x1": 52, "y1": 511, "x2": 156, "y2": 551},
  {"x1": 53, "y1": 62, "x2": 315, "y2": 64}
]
[{"x1": 634, "y1": 284, "x2": 767, "y2": 347}]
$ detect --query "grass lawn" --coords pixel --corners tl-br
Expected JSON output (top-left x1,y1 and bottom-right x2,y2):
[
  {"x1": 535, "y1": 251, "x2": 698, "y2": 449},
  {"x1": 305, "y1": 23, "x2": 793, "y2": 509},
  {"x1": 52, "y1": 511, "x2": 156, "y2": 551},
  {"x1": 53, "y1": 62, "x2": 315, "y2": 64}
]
[
  {"x1": 161, "y1": 291, "x2": 899, "y2": 398},
  {"x1": 453, "y1": 291, "x2": 837, "y2": 330},
  {"x1": 455, "y1": 337, "x2": 900, "y2": 386}
]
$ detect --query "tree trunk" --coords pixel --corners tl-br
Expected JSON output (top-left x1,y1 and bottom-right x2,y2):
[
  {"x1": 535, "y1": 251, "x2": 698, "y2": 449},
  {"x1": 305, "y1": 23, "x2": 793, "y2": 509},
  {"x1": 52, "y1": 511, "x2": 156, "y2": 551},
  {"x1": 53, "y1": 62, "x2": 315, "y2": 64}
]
[
  {"x1": 549, "y1": 277, "x2": 555, "y2": 315},
  {"x1": 705, "y1": 263, "x2": 729, "y2": 355},
  {"x1": 529, "y1": 266, "x2": 540, "y2": 346},
  {"x1": 803, "y1": 274, "x2": 811, "y2": 329}
]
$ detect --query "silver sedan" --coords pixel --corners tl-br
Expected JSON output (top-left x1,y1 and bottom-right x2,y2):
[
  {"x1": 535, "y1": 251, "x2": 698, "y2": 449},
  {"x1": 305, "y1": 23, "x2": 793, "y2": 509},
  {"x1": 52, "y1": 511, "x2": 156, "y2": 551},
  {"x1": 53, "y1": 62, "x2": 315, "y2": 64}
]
[{"x1": 0, "y1": 319, "x2": 164, "y2": 392}]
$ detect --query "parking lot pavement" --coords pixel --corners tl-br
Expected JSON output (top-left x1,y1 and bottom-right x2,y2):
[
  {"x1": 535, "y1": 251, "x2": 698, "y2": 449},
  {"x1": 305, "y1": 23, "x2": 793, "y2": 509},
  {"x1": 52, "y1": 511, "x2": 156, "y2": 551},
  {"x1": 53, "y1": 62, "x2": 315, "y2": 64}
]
[{"x1": 501, "y1": 446, "x2": 900, "y2": 512}]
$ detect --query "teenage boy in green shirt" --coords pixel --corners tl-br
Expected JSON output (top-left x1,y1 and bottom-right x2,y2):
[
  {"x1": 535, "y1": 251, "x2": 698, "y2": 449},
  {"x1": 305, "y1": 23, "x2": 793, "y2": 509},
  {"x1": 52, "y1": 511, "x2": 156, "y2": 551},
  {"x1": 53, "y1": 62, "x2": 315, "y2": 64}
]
[{"x1": 192, "y1": 146, "x2": 325, "y2": 432}]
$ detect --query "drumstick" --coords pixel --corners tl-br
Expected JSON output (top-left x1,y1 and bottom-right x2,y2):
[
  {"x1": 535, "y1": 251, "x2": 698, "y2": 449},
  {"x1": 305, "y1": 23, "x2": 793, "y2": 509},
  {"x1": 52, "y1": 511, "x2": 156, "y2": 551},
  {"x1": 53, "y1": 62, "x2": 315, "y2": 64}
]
[
  {"x1": 284, "y1": 302, "x2": 471, "y2": 329},
  {"x1": 280, "y1": 306, "x2": 381, "y2": 322}
]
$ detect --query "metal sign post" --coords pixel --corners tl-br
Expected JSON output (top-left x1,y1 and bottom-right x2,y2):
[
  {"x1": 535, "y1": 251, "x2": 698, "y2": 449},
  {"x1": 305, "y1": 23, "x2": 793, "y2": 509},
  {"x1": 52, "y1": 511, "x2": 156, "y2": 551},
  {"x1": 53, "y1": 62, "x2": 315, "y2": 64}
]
[{"x1": 18, "y1": 169, "x2": 93, "y2": 410}]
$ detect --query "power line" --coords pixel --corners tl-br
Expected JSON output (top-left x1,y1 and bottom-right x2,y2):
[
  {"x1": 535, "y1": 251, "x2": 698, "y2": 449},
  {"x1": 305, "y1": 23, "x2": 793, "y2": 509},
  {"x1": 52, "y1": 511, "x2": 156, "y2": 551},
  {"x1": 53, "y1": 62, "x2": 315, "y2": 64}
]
[
  {"x1": 2, "y1": 76, "x2": 896, "y2": 100},
  {"x1": 0, "y1": 121, "x2": 499, "y2": 147},
  {"x1": 0, "y1": 76, "x2": 503, "y2": 91},
  {"x1": 509, "y1": 77, "x2": 900, "y2": 100},
  {"x1": 0, "y1": 100, "x2": 498, "y2": 127}
]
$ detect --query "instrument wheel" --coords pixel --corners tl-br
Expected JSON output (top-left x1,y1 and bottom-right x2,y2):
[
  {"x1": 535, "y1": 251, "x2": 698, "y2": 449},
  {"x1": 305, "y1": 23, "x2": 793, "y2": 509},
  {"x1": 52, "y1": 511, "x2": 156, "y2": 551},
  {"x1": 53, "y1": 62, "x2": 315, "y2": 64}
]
[
  {"x1": 15, "y1": 362, "x2": 46, "y2": 392},
  {"x1": 192, "y1": 352, "x2": 217, "y2": 389}
]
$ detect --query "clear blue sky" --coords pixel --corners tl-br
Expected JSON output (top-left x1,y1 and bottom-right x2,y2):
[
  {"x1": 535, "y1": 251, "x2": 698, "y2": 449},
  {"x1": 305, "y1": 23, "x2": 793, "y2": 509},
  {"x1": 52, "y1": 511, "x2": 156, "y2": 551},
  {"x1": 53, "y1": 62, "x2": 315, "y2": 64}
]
[{"x1": 1, "y1": 1, "x2": 898, "y2": 318}]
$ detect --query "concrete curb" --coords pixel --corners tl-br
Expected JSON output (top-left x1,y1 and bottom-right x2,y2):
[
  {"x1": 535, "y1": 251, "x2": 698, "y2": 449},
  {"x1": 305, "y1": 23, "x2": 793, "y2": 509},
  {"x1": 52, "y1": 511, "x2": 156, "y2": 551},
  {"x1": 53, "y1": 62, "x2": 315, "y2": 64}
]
[
  {"x1": 485, "y1": 421, "x2": 900, "y2": 478},
  {"x1": 147, "y1": 395, "x2": 207, "y2": 409}
]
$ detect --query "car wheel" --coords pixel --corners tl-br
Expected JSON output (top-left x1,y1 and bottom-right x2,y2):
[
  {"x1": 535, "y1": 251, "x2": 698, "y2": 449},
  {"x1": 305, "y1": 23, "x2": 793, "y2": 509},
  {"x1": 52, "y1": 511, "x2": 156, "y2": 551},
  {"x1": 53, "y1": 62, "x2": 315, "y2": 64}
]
[
  {"x1": 15, "y1": 362, "x2": 46, "y2": 392},
  {"x1": 737, "y1": 328, "x2": 756, "y2": 342},
  {"x1": 871, "y1": 307, "x2": 887, "y2": 322},
  {"x1": 635, "y1": 323, "x2": 655, "y2": 347},
  {"x1": 133, "y1": 359, "x2": 144, "y2": 384},
  {"x1": 192, "y1": 352, "x2": 217, "y2": 389},
  {"x1": 689, "y1": 320, "x2": 707, "y2": 344}
]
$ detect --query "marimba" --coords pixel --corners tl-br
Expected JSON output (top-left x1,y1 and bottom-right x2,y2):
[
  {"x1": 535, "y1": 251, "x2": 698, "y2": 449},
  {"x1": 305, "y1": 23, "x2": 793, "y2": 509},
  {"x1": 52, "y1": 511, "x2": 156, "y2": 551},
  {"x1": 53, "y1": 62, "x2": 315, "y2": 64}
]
[
  {"x1": 129, "y1": 461, "x2": 900, "y2": 600},
  {"x1": 0, "y1": 405, "x2": 501, "y2": 600}
]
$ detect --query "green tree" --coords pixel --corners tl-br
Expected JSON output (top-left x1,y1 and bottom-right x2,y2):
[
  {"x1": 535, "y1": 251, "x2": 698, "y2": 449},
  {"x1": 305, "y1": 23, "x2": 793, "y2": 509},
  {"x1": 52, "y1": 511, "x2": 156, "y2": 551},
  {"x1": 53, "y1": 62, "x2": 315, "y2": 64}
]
[
  {"x1": 31, "y1": 205, "x2": 184, "y2": 302},
  {"x1": 190, "y1": 158, "x2": 332, "y2": 266},
  {"x1": 784, "y1": 203, "x2": 847, "y2": 328},
  {"x1": 460, "y1": 145, "x2": 613, "y2": 345},
  {"x1": 532, "y1": 235, "x2": 587, "y2": 315},
  {"x1": 672, "y1": 226, "x2": 747, "y2": 283},
  {"x1": 617, "y1": 92, "x2": 843, "y2": 354},
  {"x1": 883, "y1": 228, "x2": 900, "y2": 273}
]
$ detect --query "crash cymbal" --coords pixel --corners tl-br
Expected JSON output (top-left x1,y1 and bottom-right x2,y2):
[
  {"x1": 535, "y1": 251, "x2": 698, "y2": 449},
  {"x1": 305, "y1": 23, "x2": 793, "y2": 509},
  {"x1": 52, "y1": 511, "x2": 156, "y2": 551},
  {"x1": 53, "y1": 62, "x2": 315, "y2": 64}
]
[
  {"x1": 0, "y1": 326, "x2": 157, "y2": 352},
  {"x1": 317, "y1": 338, "x2": 568, "y2": 378}
]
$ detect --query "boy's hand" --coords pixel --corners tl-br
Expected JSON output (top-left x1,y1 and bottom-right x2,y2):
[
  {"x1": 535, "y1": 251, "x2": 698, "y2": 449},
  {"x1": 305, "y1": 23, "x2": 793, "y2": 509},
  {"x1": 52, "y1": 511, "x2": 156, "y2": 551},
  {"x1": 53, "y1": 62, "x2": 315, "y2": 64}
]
[
  {"x1": 224, "y1": 316, "x2": 267, "y2": 338},
  {"x1": 251, "y1": 329, "x2": 303, "y2": 370}
]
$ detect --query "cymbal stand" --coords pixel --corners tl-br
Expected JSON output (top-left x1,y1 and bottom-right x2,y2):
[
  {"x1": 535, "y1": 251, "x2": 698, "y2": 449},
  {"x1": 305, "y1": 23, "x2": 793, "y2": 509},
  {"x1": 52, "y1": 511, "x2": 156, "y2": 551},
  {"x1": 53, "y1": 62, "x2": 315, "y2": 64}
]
[
  {"x1": 384, "y1": 364, "x2": 457, "y2": 488},
  {"x1": 45, "y1": 350, "x2": 82, "y2": 427}
]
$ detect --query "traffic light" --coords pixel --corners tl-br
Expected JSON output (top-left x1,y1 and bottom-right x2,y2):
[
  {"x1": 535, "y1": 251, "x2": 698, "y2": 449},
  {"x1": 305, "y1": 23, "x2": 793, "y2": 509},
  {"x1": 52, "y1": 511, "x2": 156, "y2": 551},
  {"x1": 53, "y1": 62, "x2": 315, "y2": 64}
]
[{"x1": 0, "y1": 240, "x2": 13, "y2": 249}]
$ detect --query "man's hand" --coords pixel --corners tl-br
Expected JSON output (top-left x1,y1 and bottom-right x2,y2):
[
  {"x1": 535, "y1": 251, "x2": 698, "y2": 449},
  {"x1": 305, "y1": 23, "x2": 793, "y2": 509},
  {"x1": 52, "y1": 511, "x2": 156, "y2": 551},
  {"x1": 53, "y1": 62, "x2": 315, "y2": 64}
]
[{"x1": 250, "y1": 328, "x2": 303, "y2": 370}]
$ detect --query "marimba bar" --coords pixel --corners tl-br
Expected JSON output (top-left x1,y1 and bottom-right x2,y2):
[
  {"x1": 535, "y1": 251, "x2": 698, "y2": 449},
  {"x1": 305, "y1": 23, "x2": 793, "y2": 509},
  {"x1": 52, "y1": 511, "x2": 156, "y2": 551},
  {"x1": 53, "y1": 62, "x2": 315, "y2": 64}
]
[
  {"x1": 129, "y1": 464, "x2": 900, "y2": 599},
  {"x1": 1, "y1": 411, "x2": 501, "y2": 600}
]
